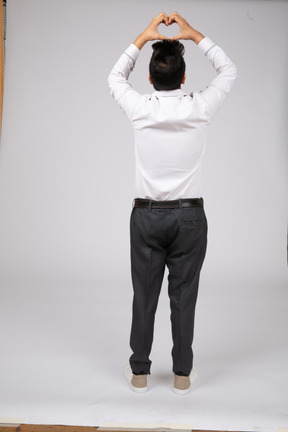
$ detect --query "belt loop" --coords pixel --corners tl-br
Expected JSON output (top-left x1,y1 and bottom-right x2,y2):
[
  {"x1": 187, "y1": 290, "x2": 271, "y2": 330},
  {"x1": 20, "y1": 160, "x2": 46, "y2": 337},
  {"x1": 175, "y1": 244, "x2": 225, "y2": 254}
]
[
  {"x1": 179, "y1": 199, "x2": 182, "y2": 209},
  {"x1": 149, "y1": 200, "x2": 152, "y2": 211}
]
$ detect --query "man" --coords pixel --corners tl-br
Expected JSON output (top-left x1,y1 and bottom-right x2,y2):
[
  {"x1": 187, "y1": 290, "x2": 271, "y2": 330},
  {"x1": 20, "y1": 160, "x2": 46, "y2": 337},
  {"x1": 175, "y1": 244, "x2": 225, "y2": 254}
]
[{"x1": 108, "y1": 12, "x2": 237, "y2": 395}]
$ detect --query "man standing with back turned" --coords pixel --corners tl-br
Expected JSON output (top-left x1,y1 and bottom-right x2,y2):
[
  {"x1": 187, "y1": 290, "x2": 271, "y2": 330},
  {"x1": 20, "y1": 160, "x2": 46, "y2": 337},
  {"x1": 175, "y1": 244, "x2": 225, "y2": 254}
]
[{"x1": 108, "y1": 12, "x2": 237, "y2": 395}]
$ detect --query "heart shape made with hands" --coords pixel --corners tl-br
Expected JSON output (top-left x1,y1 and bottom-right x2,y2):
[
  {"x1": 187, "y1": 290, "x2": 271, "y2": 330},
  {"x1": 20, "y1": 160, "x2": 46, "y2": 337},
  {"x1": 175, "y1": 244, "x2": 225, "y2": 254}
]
[
  {"x1": 157, "y1": 16, "x2": 180, "y2": 40},
  {"x1": 158, "y1": 26, "x2": 179, "y2": 41}
]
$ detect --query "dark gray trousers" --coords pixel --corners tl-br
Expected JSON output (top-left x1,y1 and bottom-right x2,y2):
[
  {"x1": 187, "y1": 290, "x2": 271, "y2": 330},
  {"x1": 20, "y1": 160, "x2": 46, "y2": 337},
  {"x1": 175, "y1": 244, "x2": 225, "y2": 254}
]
[{"x1": 129, "y1": 201, "x2": 208, "y2": 376}]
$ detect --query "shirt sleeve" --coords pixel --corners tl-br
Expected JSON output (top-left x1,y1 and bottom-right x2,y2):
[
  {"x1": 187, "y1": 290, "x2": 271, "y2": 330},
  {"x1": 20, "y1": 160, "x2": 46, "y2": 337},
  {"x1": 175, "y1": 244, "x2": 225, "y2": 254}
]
[
  {"x1": 108, "y1": 44, "x2": 142, "y2": 120},
  {"x1": 197, "y1": 37, "x2": 238, "y2": 121}
]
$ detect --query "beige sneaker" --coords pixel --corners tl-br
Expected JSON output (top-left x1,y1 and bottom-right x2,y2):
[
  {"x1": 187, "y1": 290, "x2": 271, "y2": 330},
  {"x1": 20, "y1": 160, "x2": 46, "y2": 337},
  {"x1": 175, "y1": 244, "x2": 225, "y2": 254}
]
[
  {"x1": 123, "y1": 365, "x2": 148, "y2": 393},
  {"x1": 173, "y1": 369, "x2": 198, "y2": 395}
]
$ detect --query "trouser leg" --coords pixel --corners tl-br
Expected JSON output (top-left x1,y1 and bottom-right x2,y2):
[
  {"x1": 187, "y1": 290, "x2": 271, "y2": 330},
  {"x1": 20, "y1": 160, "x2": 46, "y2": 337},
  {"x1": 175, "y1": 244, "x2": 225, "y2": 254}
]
[
  {"x1": 166, "y1": 207, "x2": 207, "y2": 376},
  {"x1": 129, "y1": 207, "x2": 166, "y2": 375}
]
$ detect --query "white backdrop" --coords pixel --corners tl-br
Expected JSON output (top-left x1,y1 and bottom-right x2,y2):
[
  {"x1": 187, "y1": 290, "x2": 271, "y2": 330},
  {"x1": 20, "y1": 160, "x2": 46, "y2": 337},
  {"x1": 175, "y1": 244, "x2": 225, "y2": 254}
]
[{"x1": 0, "y1": 1, "x2": 287, "y2": 431}]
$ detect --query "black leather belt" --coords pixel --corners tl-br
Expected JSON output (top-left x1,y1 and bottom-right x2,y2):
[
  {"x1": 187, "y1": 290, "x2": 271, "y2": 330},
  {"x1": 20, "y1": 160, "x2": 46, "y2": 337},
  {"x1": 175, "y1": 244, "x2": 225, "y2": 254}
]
[{"x1": 134, "y1": 198, "x2": 203, "y2": 209}]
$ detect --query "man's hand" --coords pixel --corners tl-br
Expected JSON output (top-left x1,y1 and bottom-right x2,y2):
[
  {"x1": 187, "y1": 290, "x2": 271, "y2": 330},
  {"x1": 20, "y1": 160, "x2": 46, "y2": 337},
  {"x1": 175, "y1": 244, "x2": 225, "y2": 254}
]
[
  {"x1": 133, "y1": 12, "x2": 204, "y2": 50},
  {"x1": 168, "y1": 12, "x2": 204, "y2": 44},
  {"x1": 134, "y1": 13, "x2": 170, "y2": 50}
]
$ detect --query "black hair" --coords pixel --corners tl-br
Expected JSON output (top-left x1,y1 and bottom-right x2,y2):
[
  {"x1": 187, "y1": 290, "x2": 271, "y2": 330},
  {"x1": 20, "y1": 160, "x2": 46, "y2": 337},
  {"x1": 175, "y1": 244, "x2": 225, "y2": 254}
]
[{"x1": 149, "y1": 40, "x2": 185, "y2": 91}]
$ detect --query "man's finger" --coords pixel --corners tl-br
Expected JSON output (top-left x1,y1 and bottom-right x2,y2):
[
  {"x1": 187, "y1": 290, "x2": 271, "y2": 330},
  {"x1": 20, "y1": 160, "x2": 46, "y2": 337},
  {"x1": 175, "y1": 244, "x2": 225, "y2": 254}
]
[
  {"x1": 158, "y1": 34, "x2": 170, "y2": 40},
  {"x1": 170, "y1": 33, "x2": 182, "y2": 41},
  {"x1": 154, "y1": 12, "x2": 169, "y2": 24},
  {"x1": 168, "y1": 11, "x2": 181, "y2": 25}
]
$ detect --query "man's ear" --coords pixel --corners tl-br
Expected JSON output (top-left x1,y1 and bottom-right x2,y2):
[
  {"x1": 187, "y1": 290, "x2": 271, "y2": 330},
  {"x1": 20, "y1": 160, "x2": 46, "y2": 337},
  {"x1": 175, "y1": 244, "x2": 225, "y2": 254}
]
[
  {"x1": 182, "y1": 73, "x2": 186, "y2": 85},
  {"x1": 148, "y1": 74, "x2": 153, "y2": 85}
]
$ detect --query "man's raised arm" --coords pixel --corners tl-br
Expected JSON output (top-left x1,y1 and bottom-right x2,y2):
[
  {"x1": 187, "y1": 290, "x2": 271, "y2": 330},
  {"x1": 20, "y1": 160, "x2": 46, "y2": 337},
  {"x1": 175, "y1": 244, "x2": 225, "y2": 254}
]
[
  {"x1": 170, "y1": 11, "x2": 237, "y2": 120},
  {"x1": 108, "y1": 13, "x2": 170, "y2": 119}
]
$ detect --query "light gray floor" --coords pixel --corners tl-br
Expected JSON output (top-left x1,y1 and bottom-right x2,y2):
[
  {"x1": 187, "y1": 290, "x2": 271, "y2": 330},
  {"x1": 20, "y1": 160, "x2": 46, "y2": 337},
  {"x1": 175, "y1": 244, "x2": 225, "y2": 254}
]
[{"x1": 0, "y1": 273, "x2": 287, "y2": 432}]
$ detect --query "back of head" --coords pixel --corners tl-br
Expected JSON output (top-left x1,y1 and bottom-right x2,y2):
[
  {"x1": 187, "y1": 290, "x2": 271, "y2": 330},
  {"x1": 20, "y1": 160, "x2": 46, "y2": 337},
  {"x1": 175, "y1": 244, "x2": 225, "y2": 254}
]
[{"x1": 149, "y1": 40, "x2": 185, "y2": 91}]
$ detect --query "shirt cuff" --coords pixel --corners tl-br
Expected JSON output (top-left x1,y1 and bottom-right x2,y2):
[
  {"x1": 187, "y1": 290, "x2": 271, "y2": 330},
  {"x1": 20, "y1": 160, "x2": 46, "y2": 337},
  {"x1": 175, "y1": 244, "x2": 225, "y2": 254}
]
[
  {"x1": 198, "y1": 37, "x2": 217, "y2": 56},
  {"x1": 124, "y1": 44, "x2": 140, "y2": 65}
]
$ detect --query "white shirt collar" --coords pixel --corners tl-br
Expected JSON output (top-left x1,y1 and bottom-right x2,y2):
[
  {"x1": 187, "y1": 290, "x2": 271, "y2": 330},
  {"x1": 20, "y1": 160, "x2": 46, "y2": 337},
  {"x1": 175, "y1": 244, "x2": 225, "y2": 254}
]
[{"x1": 153, "y1": 89, "x2": 187, "y2": 98}]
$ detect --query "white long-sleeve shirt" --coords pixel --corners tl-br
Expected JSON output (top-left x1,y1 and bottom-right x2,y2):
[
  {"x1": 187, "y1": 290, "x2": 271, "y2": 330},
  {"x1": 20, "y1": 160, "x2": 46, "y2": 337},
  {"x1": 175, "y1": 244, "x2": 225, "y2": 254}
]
[{"x1": 108, "y1": 37, "x2": 237, "y2": 200}]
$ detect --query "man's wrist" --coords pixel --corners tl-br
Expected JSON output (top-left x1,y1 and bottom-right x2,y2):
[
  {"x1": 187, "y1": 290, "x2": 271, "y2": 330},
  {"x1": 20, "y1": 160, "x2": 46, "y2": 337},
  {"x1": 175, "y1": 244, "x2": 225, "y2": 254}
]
[
  {"x1": 133, "y1": 33, "x2": 148, "y2": 50},
  {"x1": 189, "y1": 29, "x2": 205, "y2": 45}
]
